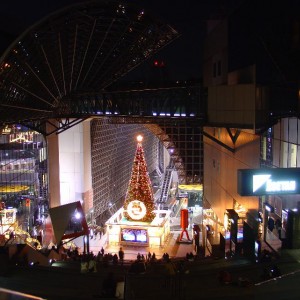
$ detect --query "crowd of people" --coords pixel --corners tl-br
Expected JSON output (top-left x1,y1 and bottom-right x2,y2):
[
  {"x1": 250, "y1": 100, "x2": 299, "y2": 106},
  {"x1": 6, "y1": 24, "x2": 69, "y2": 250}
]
[
  {"x1": 98, "y1": 249, "x2": 191, "y2": 298},
  {"x1": 50, "y1": 242, "x2": 195, "y2": 274},
  {"x1": 43, "y1": 241, "x2": 197, "y2": 299},
  {"x1": 74, "y1": 247, "x2": 190, "y2": 299}
]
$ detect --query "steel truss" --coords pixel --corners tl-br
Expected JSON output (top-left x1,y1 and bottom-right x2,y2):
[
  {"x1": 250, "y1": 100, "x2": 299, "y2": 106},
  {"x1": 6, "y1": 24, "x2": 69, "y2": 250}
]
[
  {"x1": 0, "y1": 0, "x2": 204, "y2": 184},
  {"x1": 0, "y1": 0, "x2": 179, "y2": 126}
]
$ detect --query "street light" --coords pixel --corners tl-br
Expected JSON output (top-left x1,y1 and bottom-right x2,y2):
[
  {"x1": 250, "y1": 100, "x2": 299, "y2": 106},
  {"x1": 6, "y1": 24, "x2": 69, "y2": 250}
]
[{"x1": 75, "y1": 212, "x2": 81, "y2": 220}]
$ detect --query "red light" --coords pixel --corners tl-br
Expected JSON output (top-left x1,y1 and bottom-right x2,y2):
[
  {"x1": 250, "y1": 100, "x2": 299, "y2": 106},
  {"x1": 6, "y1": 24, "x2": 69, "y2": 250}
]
[{"x1": 153, "y1": 60, "x2": 165, "y2": 68}]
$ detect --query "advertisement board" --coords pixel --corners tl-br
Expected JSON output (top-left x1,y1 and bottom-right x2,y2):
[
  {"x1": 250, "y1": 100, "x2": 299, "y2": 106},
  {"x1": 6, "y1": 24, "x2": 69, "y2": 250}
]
[
  {"x1": 238, "y1": 168, "x2": 300, "y2": 196},
  {"x1": 121, "y1": 228, "x2": 148, "y2": 244}
]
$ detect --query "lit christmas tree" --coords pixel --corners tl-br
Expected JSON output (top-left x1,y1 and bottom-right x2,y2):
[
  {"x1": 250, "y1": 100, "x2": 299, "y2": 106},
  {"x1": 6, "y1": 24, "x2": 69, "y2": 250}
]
[{"x1": 123, "y1": 135, "x2": 156, "y2": 222}]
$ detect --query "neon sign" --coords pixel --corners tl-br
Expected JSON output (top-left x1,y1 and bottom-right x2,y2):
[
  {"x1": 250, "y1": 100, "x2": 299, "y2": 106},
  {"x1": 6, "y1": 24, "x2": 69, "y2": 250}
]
[
  {"x1": 238, "y1": 168, "x2": 300, "y2": 196},
  {"x1": 9, "y1": 132, "x2": 34, "y2": 143}
]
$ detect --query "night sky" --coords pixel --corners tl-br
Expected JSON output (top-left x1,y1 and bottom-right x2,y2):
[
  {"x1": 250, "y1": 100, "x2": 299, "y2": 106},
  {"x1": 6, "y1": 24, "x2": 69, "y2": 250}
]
[{"x1": 0, "y1": 0, "x2": 243, "y2": 81}]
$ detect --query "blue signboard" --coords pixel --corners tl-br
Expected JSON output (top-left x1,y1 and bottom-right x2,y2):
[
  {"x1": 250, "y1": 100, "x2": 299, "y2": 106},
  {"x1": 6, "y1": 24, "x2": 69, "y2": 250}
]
[{"x1": 237, "y1": 168, "x2": 300, "y2": 196}]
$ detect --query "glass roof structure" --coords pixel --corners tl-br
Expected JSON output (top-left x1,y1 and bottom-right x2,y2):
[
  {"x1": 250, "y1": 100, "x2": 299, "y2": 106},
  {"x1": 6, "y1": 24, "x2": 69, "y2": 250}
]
[{"x1": 0, "y1": 0, "x2": 179, "y2": 127}]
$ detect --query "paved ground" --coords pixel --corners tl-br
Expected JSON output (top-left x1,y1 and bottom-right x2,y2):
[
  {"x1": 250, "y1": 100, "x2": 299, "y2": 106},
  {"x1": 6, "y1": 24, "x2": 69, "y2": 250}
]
[{"x1": 74, "y1": 209, "x2": 204, "y2": 261}]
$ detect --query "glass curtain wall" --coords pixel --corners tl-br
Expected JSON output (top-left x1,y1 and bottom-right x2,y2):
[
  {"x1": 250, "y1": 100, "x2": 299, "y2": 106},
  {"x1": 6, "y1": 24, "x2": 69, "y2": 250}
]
[
  {"x1": 260, "y1": 117, "x2": 300, "y2": 250},
  {"x1": 0, "y1": 125, "x2": 48, "y2": 231}
]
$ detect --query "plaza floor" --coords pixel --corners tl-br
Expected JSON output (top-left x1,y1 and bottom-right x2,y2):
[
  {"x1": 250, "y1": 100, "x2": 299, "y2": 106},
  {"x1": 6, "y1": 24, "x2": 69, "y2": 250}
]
[
  {"x1": 74, "y1": 223, "x2": 196, "y2": 261},
  {"x1": 73, "y1": 210, "x2": 204, "y2": 261}
]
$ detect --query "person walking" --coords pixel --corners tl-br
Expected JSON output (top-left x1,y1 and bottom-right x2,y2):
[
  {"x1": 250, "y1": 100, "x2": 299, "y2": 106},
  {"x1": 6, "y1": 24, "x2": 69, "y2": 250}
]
[{"x1": 118, "y1": 247, "x2": 124, "y2": 265}]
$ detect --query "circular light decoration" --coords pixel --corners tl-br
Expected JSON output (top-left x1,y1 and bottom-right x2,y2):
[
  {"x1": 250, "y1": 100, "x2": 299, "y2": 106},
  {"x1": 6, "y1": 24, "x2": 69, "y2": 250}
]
[
  {"x1": 136, "y1": 135, "x2": 143, "y2": 142},
  {"x1": 127, "y1": 200, "x2": 147, "y2": 220}
]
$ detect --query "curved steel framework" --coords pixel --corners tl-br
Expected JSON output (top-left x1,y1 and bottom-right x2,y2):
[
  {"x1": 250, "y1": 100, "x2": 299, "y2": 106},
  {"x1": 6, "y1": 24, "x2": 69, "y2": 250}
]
[
  {"x1": 0, "y1": 0, "x2": 204, "y2": 184},
  {"x1": 0, "y1": 0, "x2": 179, "y2": 126}
]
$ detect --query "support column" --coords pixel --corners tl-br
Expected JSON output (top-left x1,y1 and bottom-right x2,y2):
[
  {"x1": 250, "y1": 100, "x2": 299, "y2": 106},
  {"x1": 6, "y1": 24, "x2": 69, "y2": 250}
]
[
  {"x1": 46, "y1": 121, "x2": 61, "y2": 208},
  {"x1": 82, "y1": 120, "x2": 93, "y2": 214},
  {"x1": 57, "y1": 119, "x2": 93, "y2": 213},
  {"x1": 47, "y1": 119, "x2": 93, "y2": 213}
]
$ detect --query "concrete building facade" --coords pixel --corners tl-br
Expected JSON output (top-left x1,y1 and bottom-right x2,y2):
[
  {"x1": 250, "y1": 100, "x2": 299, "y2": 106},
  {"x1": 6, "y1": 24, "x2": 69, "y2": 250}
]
[{"x1": 203, "y1": 1, "x2": 300, "y2": 258}]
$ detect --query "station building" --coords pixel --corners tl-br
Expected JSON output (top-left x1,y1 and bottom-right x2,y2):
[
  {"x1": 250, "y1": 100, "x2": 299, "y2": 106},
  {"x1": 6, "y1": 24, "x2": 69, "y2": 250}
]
[
  {"x1": 2, "y1": 1, "x2": 300, "y2": 261},
  {"x1": 202, "y1": 1, "x2": 300, "y2": 259}
]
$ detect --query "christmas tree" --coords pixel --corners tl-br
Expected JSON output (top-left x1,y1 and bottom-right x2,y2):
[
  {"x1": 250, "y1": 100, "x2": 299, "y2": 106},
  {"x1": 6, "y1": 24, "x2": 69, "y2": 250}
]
[{"x1": 123, "y1": 135, "x2": 156, "y2": 222}]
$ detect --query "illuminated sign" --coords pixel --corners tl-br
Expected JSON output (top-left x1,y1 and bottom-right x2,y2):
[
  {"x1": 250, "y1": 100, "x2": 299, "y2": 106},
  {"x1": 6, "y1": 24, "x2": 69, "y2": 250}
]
[
  {"x1": 121, "y1": 228, "x2": 148, "y2": 244},
  {"x1": 253, "y1": 174, "x2": 296, "y2": 193},
  {"x1": 1, "y1": 125, "x2": 11, "y2": 134},
  {"x1": 126, "y1": 200, "x2": 147, "y2": 220},
  {"x1": 238, "y1": 168, "x2": 300, "y2": 196},
  {"x1": 9, "y1": 132, "x2": 34, "y2": 143},
  {"x1": 178, "y1": 184, "x2": 203, "y2": 191}
]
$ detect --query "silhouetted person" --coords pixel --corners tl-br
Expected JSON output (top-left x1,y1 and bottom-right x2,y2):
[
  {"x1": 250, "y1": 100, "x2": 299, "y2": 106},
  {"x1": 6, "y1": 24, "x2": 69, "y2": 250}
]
[
  {"x1": 118, "y1": 247, "x2": 124, "y2": 265},
  {"x1": 101, "y1": 272, "x2": 117, "y2": 297},
  {"x1": 129, "y1": 260, "x2": 146, "y2": 274},
  {"x1": 113, "y1": 253, "x2": 119, "y2": 265},
  {"x1": 151, "y1": 253, "x2": 156, "y2": 261}
]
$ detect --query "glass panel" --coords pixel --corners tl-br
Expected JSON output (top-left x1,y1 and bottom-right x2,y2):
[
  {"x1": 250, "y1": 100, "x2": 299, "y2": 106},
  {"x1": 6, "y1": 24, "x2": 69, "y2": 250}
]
[
  {"x1": 290, "y1": 144, "x2": 297, "y2": 167},
  {"x1": 281, "y1": 141, "x2": 288, "y2": 168}
]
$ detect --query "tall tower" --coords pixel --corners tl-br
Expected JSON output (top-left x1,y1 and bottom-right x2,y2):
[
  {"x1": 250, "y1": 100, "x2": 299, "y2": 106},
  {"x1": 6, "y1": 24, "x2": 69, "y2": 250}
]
[{"x1": 123, "y1": 135, "x2": 156, "y2": 222}]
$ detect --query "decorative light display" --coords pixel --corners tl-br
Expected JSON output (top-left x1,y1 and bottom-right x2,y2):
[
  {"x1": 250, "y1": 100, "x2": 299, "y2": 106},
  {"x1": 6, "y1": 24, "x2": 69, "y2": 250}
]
[
  {"x1": 127, "y1": 200, "x2": 147, "y2": 220},
  {"x1": 123, "y1": 135, "x2": 156, "y2": 222}
]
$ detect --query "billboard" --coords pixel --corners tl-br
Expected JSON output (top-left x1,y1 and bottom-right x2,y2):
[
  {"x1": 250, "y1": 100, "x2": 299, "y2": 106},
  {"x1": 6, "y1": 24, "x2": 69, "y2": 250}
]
[
  {"x1": 120, "y1": 228, "x2": 148, "y2": 244},
  {"x1": 237, "y1": 168, "x2": 300, "y2": 196}
]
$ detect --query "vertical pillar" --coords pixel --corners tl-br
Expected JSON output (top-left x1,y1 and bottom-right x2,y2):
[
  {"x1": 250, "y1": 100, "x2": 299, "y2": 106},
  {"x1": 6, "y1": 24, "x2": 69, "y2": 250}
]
[
  {"x1": 47, "y1": 119, "x2": 93, "y2": 214},
  {"x1": 82, "y1": 120, "x2": 93, "y2": 214},
  {"x1": 46, "y1": 121, "x2": 61, "y2": 208}
]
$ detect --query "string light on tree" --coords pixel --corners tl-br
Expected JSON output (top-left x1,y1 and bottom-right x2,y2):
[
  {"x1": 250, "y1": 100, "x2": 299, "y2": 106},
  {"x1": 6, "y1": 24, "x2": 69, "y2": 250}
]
[{"x1": 123, "y1": 135, "x2": 156, "y2": 222}]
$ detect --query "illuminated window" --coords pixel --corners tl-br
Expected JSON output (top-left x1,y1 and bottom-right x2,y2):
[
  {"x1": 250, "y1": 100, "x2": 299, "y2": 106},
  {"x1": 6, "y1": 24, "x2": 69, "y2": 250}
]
[{"x1": 289, "y1": 144, "x2": 297, "y2": 167}]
